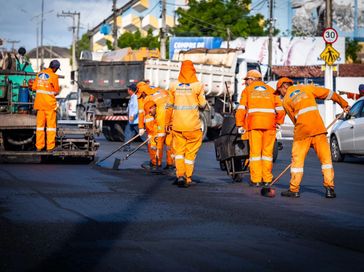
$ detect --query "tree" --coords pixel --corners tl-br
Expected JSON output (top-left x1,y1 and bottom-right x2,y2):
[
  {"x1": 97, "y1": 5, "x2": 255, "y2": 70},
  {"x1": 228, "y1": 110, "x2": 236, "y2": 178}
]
[
  {"x1": 346, "y1": 39, "x2": 362, "y2": 63},
  {"x1": 76, "y1": 33, "x2": 91, "y2": 58},
  {"x1": 117, "y1": 29, "x2": 159, "y2": 50},
  {"x1": 172, "y1": 0, "x2": 266, "y2": 39}
]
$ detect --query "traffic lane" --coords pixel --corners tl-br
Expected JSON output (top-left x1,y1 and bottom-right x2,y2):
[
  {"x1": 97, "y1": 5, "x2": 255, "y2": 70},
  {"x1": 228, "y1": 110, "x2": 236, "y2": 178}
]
[{"x1": 0, "y1": 139, "x2": 364, "y2": 271}]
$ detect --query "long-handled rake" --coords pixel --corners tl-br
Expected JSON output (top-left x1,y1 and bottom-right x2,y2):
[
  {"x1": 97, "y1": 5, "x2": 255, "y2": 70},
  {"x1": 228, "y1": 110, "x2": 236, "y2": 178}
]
[
  {"x1": 261, "y1": 112, "x2": 345, "y2": 198},
  {"x1": 112, "y1": 137, "x2": 150, "y2": 169},
  {"x1": 96, "y1": 134, "x2": 140, "y2": 166}
]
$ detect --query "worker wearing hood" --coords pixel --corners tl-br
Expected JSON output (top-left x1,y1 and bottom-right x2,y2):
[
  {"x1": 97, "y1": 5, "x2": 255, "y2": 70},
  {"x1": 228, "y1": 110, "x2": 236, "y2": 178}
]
[{"x1": 166, "y1": 60, "x2": 207, "y2": 188}]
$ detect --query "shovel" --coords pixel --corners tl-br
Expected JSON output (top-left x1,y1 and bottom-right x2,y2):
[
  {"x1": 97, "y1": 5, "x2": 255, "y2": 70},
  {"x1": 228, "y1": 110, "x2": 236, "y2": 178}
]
[
  {"x1": 96, "y1": 134, "x2": 140, "y2": 166},
  {"x1": 112, "y1": 137, "x2": 150, "y2": 169},
  {"x1": 261, "y1": 111, "x2": 345, "y2": 198}
]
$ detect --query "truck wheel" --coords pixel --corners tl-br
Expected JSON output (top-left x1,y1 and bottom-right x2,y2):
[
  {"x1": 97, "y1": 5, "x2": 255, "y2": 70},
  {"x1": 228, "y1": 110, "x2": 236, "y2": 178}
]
[
  {"x1": 102, "y1": 123, "x2": 115, "y2": 141},
  {"x1": 199, "y1": 112, "x2": 208, "y2": 140}
]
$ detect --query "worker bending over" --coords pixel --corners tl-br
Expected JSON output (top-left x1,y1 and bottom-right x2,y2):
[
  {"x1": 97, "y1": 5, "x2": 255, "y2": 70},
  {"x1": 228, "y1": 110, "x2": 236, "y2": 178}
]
[
  {"x1": 166, "y1": 60, "x2": 207, "y2": 188},
  {"x1": 275, "y1": 77, "x2": 350, "y2": 198},
  {"x1": 32, "y1": 60, "x2": 60, "y2": 151},
  {"x1": 235, "y1": 70, "x2": 285, "y2": 187},
  {"x1": 140, "y1": 83, "x2": 174, "y2": 169}
]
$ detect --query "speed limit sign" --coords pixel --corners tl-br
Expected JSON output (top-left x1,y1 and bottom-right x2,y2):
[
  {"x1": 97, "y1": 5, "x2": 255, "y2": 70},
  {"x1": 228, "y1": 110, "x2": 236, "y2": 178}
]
[{"x1": 322, "y1": 28, "x2": 338, "y2": 44}]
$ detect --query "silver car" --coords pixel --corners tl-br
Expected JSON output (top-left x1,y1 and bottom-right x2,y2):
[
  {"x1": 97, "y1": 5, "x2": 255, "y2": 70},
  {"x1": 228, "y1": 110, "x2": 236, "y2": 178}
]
[{"x1": 330, "y1": 97, "x2": 364, "y2": 162}]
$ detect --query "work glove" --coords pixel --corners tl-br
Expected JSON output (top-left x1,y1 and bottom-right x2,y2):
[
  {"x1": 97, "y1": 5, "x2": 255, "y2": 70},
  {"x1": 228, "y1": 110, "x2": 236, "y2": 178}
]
[
  {"x1": 276, "y1": 124, "x2": 281, "y2": 130},
  {"x1": 237, "y1": 127, "x2": 245, "y2": 134},
  {"x1": 139, "y1": 128, "x2": 145, "y2": 136}
]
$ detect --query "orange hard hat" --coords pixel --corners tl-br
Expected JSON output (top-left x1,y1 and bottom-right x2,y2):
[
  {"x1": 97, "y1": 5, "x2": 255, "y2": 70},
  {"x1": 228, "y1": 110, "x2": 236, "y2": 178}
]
[
  {"x1": 244, "y1": 69, "x2": 262, "y2": 80},
  {"x1": 276, "y1": 77, "x2": 293, "y2": 90},
  {"x1": 144, "y1": 100, "x2": 156, "y2": 113},
  {"x1": 136, "y1": 81, "x2": 147, "y2": 98},
  {"x1": 139, "y1": 84, "x2": 156, "y2": 96}
]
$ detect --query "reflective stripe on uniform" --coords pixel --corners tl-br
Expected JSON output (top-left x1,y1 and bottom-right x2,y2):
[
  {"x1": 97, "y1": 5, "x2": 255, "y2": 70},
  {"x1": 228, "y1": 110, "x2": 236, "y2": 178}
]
[
  {"x1": 36, "y1": 127, "x2": 44, "y2": 131},
  {"x1": 175, "y1": 155, "x2": 184, "y2": 160},
  {"x1": 275, "y1": 106, "x2": 284, "y2": 111},
  {"x1": 36, "y1": 90, "x2": 57, "y2": 95},
  {"x1": 321, "y1": 164, "x2": 333, "y2": 170},
  {"x1": 144, "y1": 117, "x2": 154, "y2": 123},
  {"x1": 295, "y1": 106, "x2": 318, "y2": 119},
  {"x1": 262, "y1": 156, "x2": 273, "y2": 161},
  {"x1": 157, "y1": 133, "x2": 166, "y2": 137},
  {"x1": 165, "y1": 103, "x2": 174, "y2": 109},
  {"x1": 139, "y1": 110, "x2": 144, "y2": 113},
  {"x1": 326, "y1": 90, "x2": 334, "y2": 100},
  {"x1": 185, "y1": 159, "x2": 194, "y2": 165},
  {"x1": 291, "y1": 167, "x2": 304, "y2": 173},
  {"x1": 248, "y1": 108, "x2": 275, "y2": 114},
  {"x1": 238, "y1": 105, "x2": 246, "y2": 110},
  {"x1": 173, "y1": 105, "x2": 198, "y2": 110},
  {"x1": 46, "y1": 128, "x2": 57, "y2": 132},
  {"x1": 250, "y1": 156, "x2": 261, "y2": 161}
]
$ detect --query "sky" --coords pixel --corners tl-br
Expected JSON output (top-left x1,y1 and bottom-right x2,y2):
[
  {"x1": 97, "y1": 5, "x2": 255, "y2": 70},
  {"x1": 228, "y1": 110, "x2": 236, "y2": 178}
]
[{"x1": 0, "y1": 0, "x2": 128, "y2": 51}]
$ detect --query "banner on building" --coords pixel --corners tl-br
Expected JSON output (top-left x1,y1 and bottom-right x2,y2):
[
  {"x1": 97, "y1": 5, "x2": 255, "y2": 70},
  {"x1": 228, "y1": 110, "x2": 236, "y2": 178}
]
[
  {"x1": 242, "y1": 37, "x2": 346, "y2": 66},
  {"x1": 169, "y1": 37, "x2": 223, "y2": 59}
]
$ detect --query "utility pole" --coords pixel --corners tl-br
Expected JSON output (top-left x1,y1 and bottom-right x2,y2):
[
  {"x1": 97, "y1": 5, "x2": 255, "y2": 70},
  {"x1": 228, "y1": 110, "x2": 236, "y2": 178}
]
[
  {"x1": 40, "y1": 0, "x2": 44, "y2": 69},
  {"x1": 112, "y1": 0, "x2": 118, "y2": 49},
  {"x1": 57, "y1": 11, "x2": 81, "y2": 72},
  {"x1": 227, "y1": 28, "x2": 231, "y2": 49},
  {"x1": 324, "y1": 0, "x2": 334, "y2": 126},
  {"x1": 267, "y1": 0, "x2": 274, "y2": 81},
  {"x1": 160, "y1": 0, "x2": 167, "y2": 59}
]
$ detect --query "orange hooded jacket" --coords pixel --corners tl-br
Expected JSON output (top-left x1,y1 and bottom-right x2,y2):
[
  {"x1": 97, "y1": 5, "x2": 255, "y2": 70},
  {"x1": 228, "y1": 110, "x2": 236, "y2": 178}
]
[
  {"x1": 236, "y1": 81, "x2": 285, "y2": 130},
  {"x1": 283, "y1": 85, "x2": 348, "y2": 140},
  {"x1": 166, "y1": 60, "x2": 206, "y2": 132},
  {"x1": 32, "y1": 68, "x2": 60, "y2": 111}
]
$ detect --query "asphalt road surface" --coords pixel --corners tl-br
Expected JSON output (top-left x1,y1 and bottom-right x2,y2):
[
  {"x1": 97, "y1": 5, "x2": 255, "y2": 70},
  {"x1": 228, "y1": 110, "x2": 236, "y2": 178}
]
[{"x1": 1, "y1": 137, "x2": 364, "y2": 272}]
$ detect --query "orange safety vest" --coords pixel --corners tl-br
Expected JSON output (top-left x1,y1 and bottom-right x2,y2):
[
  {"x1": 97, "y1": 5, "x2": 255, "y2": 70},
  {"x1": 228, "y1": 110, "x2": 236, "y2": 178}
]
[
  {"x1": 236, "y1": 81, "x2": 285, "y2": 130},
  {"x1": 283, "y1": 85, "x2": 348, "y2": 140},
  {"x1": 143, "y1": 88, "x2": 169, "y2": 137},
  {"x1": 166, "y1": 81, "x2": 207, "y2": 132},
  {"x1": 32, "y1": 68, "x2": 60, "y2": 111}
]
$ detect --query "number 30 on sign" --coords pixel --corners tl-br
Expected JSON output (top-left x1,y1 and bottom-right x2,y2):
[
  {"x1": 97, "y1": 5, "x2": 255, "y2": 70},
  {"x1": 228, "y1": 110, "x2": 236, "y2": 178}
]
[{"x1": 322, "y1": 28, "x2": 338, "y2": 44}]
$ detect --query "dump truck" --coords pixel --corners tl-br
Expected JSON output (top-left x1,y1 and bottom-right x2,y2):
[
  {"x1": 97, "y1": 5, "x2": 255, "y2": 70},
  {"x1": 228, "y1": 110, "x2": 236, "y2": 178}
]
[
  {"x1": 144, "y1": 48, "x2": 261, "y2": 139},
  {"x1": 0, "y1": 52, "x2": 99, "y2": 163}
]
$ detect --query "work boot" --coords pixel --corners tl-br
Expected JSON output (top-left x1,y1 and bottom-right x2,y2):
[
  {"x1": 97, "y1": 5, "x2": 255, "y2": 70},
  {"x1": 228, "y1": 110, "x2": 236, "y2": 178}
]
[
  {"x1": 164, "y1": 164, "x2": 175, "y2": 170},
  {"x1": 249, "y1": 181, "x2": 262, "y2": 187},
  {"x1": 174, "y1": 176, "x2": 185, "y2": 186},
  {"x1": 263, "y1": 182, "x2": 271, "y2": 187},
  {"x1": 325, "y1": 187, "x2": 336, "y2": 198},
  {"x1": 281, "y1": 190, "x2": 300, "y2": 198},
  {"x1": 179, "y1": 177, "x2": 191, "y2": 188}
]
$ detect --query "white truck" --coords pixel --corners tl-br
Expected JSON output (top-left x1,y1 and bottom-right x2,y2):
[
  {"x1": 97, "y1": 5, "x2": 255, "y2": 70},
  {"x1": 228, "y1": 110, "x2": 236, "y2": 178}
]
[{"x1": 144, "y1": 48, "x2": 261, "y2": 139}]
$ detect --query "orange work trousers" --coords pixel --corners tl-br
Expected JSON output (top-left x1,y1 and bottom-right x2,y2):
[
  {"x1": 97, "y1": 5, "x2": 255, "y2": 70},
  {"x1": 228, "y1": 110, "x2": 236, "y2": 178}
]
[
  {"x1": 36, "y1": 110, "x2": 57, "y2": 150},
  {"x1": 248, "y1": 129, "x2": 276, "y2": 183},
  {"x1": 290, "y1": 133, "x2": 334, "y2": 192},
  {"x1": 165, "y1": 132, "x2": 174, "y2": 166},
  {"x1": 173, "y1": 129, "x2": 203, "y2": 182}
]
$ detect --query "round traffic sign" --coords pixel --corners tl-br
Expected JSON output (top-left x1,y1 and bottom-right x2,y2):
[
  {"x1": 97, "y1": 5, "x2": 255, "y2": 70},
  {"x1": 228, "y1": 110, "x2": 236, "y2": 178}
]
[{"x1": 322, "y1": 28, "x2": 338, "y2": 44}]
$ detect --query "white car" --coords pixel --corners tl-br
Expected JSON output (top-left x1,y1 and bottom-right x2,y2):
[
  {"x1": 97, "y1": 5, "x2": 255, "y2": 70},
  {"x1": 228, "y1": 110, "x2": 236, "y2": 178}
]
[
  {"x1": 65, "y1": 92, "x2": 78, "y2": 120},
  {"x1": 330, "y1": 97, "x2": 364, "y2": 162}
]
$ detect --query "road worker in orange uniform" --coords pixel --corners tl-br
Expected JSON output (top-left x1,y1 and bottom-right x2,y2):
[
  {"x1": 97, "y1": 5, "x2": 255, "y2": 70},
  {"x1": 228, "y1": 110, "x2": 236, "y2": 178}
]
[
  {"x1": 166, "y1": 60, "x2": 207, "y2": 188},
  {"x1": 31, "y1": 60, "x2": 60, "y2": 151},
  {"x1": 235, "y1": 70, "x2": 285, "y2": 187},
  {"x1": 275, "y1": 77, "x2": 350, "y2": 198},
  {"x1": 339, "y1": 84, "x2": 364, "y2": 100},
  {"x1": 140, "y1": 84, "x2": 174, "y2": 169}
]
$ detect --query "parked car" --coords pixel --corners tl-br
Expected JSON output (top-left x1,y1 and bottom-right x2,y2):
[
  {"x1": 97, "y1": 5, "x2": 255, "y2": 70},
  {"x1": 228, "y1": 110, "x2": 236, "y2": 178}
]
[
  {"x1": 64, "y1": 92, "x2": 78, "y2": 120},
  {"x1": 330, "y1": 97, "x2": 364, "y2": 162}
]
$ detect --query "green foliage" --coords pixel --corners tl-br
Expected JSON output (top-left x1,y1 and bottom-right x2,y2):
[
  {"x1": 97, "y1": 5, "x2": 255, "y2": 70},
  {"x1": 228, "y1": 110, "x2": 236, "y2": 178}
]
[
  {"x1": 117, "y1": 29, "x2": 159, "y2": 49},
  {"x1": 346, "y1": 39, "x2": 362, "y2": 63},
  {"x1": 172, "y1": 0, "x2": 266, "y2": 38},
  {"x1": 76, "y1": 33, "x2": 91, "y2": 58}
]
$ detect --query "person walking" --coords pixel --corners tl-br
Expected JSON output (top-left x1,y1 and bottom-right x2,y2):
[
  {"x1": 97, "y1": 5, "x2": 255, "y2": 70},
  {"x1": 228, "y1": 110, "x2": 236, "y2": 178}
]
[
  {"x1": 123, "y1": 83, "x2": 140, "y2": 151},
  {"x1": 166, "y1": 60, "x2": 207, "y2": 188},
  {"x1": 235, "y1": 70, "x2": 285, "y2": 187},
  {"x1": 31, "y1": 60, "x2": 60, "y2": 151},
  {"x1": 275, "y1": 77, "x2": 350, "y2": 198}
]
